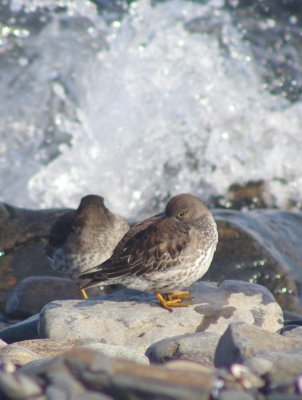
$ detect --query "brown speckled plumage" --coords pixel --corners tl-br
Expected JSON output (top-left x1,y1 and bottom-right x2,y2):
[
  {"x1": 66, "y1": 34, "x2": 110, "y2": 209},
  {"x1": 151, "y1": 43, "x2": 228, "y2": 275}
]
[
  {"x1": 80, "y1": 193, "x2": 218, "y2": 294},
  {"x1": 46, "y1": 195, "x2": 129, "y2": 281}
]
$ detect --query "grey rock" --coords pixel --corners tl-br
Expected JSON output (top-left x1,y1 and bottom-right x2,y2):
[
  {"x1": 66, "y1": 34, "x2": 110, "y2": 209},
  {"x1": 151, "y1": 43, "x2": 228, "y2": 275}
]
[
  {"x1": 245, "y1": 356, "x2": 274, "y2": 376},
  {"x1": 39, "y1": 280, "x2": 283, "y2": 354},
  {"x1": 44, "y1": 362, "x2": 86, "y2": 400},
  {"x1": 5, "y1": 276, "x2": 81, "y2": 318},
  {"x1": 219, "y1": 390, "x2": 255, "y2": 400},
  {"x1": 146, "y1": 331, "x2": 220, "y2": 367},
  {"x1": 163, "y1": 360, "x2": 214, "y2": 373},
  {"x1": 214, "y1": 322, "x2": 302, "y2": 368},
  {"x1": 266, "y1": 396, "x2": 302, "y2": 400},
  {"x1": 0, "y1": 372, "x2": 42, "y2": 399},
  {"x1": 0, "y1": 313, "x2": 39, "y2": 344},
  {"x1": 23, "y1": 348, "x2": 214, "y2": 400},
  {"x1": 0, "y1": 338, "x2": 114, "y2": 365},
  {"x1": 81, "y1": 343, "x2": 149, "y2": 364},
  {"x1": 71, "y1": 394, "x2": 113, "y2": 400},
  {"x1": 265, "y1": 352, "x2": 302, "y2": 386},
  {"x1": 281, "y1": 326, "x2": 302, "y2": 338},
  {"x1": 66, "y1": 348, "x2": 214, "y2": 399},
  {"x1": 19, "y1": 358, "x2": 51, "y2": 373},
  {"x1": 215, "y1": 322, "x2": 302, "y2": 388}
]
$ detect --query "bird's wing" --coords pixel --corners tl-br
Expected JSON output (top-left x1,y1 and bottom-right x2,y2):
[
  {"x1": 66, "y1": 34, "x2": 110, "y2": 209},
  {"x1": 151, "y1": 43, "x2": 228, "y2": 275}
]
[{"x1": 80, "y1": 216, "x2": 190, "y2": 284}]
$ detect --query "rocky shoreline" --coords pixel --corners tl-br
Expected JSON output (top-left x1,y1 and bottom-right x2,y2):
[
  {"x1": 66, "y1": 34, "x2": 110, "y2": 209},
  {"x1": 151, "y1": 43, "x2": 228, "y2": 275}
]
[{"x1": 0, "y1": 202, "x2": 302, "y2": 399}]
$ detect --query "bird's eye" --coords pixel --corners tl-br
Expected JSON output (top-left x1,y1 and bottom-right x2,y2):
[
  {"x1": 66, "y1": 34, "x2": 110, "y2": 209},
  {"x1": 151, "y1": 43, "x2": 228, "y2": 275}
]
[{"x1": 178, "y1": 210, "x2": 186, "y2": 217}]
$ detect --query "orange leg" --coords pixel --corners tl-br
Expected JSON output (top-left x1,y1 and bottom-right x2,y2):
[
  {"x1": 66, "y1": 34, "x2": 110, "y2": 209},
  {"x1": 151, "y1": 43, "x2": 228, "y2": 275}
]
[
  {"x1": 167, "y1": 291, "x2": 192, "y2": 301},
  {"x1": 155, "y1": 292, "x2": 192, "y2": 312},
  {"x1": 81, "y1": 288, "x2": 88, "y2": 300}
]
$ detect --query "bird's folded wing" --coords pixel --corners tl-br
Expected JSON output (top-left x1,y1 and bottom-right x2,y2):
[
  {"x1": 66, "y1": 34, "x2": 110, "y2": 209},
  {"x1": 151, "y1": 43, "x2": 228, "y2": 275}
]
[{"x1": 80, "y1": 218, "x2": 190, "y2": 282}]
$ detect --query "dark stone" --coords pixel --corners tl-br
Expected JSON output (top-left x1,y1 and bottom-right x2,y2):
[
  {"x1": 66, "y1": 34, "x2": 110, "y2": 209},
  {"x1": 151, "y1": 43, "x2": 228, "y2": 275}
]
[
  {"x1": 0, "y1": 314, "x2": 39, "y2": 344},
  {"x1": 283, "y1": 310, "x2": 302, "y2": 325},
  {"x1": 5, "y1": 276, "x2": 81, "y2": 318},
  {"x1": 279, "y1": 325, "x2": 302, "y2": 336},
  {"x1": 205, "y1": 210, "x2": 302, "y2": 313},
  {"x1": 0, "y1": 202, "x2": 72, "y2": 312}
]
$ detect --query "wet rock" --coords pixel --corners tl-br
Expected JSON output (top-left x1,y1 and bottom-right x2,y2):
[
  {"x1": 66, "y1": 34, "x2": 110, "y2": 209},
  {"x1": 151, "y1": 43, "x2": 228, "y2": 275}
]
[
  {"x1": 0, "y1": 202, "x2": 71, "y2": 312},
  {"x1": 283, "y1": 310, "x2": 302, "y2": 324},
  {"x1": 280, "y1": 326, "x2": 302, "y2": 339},
  {"x1": 0, "y1": 314, "x2": 14, "y2": 331},
  {"x1": 5, "y1": 276, "x2": 81, "y2": 318},
  {"x1": 207, "y1": 209, "x2": 302, "y2": 312},
  {"x1": 0, "y1": 314, "x2": 39, "y2": 344},
  {"x1": 39, "y1": 280, "x2": 283, "y2": 353},
  {"x1": 146, "y1": 331, "x2": 221, "y2": 367}
]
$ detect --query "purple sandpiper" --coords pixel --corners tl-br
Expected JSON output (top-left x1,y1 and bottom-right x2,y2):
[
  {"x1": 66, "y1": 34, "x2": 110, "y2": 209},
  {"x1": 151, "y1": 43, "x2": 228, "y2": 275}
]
[
  {"x1": 79, "y1": 193, "x2": 218, "y2": 310},
  {"x1": 46, "y1": 194, "x2": 129, "y2": 298}
]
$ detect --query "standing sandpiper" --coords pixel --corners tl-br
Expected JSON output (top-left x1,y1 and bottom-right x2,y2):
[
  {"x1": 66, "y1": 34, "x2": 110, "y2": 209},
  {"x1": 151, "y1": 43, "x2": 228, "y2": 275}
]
[
  {"x1": 46, "y1": 194, "x2": 129, "y2": 298},
  {"x1": 79, "y1": 193, "x2": 218, "y2": 310}
]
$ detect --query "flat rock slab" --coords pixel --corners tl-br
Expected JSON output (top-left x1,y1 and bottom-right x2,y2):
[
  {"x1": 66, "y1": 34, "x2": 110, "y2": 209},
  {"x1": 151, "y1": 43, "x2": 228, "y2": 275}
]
[
  {"x1": 0, "y1": 338, "x2": 149, "y2": 366},
  {"x1": 39, "y1": 280, "x2": 283, "y2": 353}
]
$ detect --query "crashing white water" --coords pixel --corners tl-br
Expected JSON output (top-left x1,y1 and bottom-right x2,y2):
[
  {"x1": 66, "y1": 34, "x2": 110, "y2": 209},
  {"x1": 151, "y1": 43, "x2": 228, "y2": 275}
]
[{"x1": 1, "y1": 0, "x2": 302, "y2": 217}]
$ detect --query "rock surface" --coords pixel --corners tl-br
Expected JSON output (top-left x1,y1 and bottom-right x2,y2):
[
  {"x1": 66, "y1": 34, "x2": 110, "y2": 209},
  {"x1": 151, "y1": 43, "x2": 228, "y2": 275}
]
[
  {"x1": 20, "y1": 348, "x2": 215, "y2": 400},
  {"x1": 207, "y1": 209, "x2": 302, "y2": 312},
  {"x1": 39, "y1": 280, "x2": 283, "y2": 353},
  {"x1": 215, "y1": 322, "x2": 302, "y2": 368},
  {"x1": 5, "y1": 276, "x2": 81, "y2": 318},
  {"x1": 0, "y1": 314, "x2": 39, "y2": 344},
  {"x1": 215, "y1": 322, "x2": 302, "y2": 389},
  {"x1": 0, "y1": 338, "x2": 149, "y2": 366},
  {"x1": 0, "y1": 202, "x2": 71, "y2": 311},
  {"x1": 146, "y1": 331, "x2": 221, "y2": 367}
]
